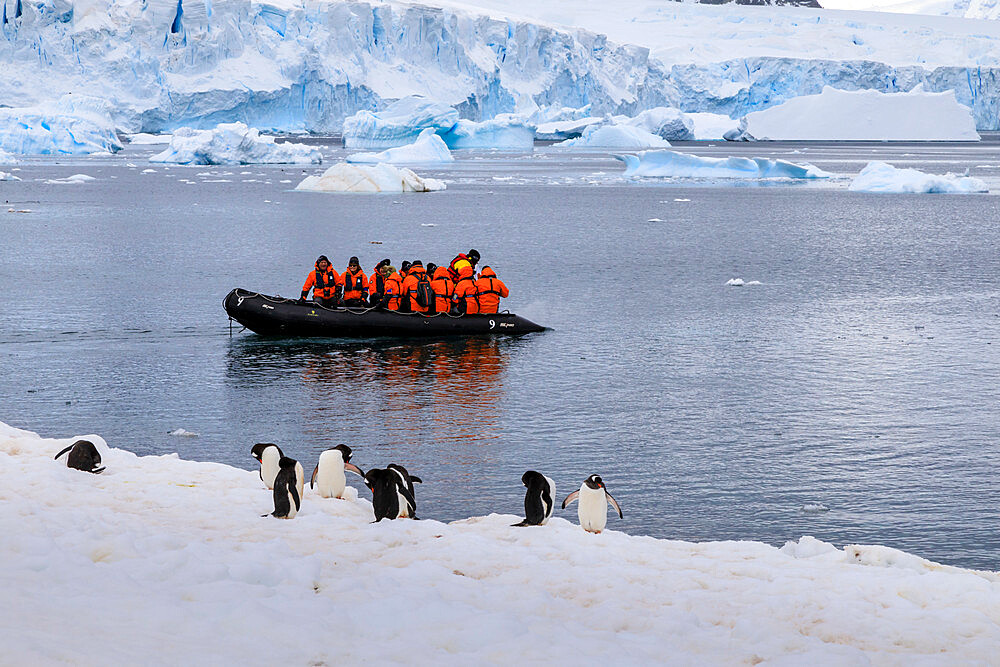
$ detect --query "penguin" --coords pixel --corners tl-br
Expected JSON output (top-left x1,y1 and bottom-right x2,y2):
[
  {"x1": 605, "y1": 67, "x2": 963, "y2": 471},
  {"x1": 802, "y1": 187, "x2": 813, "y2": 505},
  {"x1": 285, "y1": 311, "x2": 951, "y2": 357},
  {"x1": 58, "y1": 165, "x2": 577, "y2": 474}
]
[
  {"x1": 265, "y1": 457, "x2": 302, "y2": 519},
  {"x1": 364, "y1": 467, "x2": 417, "y2": 521},
  {"x1": 252, "y1": 443, "x2": 304, "y2": 499},
  {"x1": 310, "y1": 444, "x2": 365, "y2": 499},
  {"x1": 512, "y1": 470, "x2": 555, "y2": 527},
  {"x1": 387, "y1": 463, "x2": 422, "y2": 517},
  {"x1": 561, "y1": 474, "x2": 622, "y2": 534},
  {"x1": 54, "y1": 440, "x2": 105, "y2": 474}
]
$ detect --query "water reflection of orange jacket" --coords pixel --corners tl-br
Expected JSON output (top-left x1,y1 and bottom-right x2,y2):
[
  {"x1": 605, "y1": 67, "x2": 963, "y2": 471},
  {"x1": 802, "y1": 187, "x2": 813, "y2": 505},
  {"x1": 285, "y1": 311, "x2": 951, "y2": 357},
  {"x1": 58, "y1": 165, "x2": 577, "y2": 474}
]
[
  {"x1": 430, "y1": 266, "x2": 455, "y2": 314},
  {"x1": 453, "y1": 276, "x2": 478, "y2": 314},
  {"x1": 475, "y1": 267, "x2": 508, "y2": 313},
  {"x1": 401, "y1": 265, "x2": 430, "y2": 313},
  {"x1": 302, "y1": 261, "x2": 340, "y2": 300}
]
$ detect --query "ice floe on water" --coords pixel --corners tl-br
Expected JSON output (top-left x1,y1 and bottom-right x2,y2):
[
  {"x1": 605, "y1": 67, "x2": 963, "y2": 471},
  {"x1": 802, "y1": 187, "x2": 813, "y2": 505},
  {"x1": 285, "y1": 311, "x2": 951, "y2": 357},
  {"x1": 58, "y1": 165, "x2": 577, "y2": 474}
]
[
  {"x1": 739, "y1": 86, "x2": 980, "y2": 141},
  {"x1": 535, "y1": 116, "x2": 606, "y2": 141},
  {"x1": 343, "y1": 96, "x2": 459, "y2": 149},
  {"x1": 617, "y1": 150, "x2": 832, "y2": 180},
  {"x1": 43, "y1": 174, "x2": 96, "y2": 185},
  {"x1": 727, "y1": 278, "x2": 762, "y2": 286},
  {"x1": 440, "y1": 116, "x2": 536, "y2": 150},
  {"x1": 3, "y1": 421, "x2": 1000, "y2": 663},
  {"x1": 849, "y1": 162, "x2": 989, "y2": 194},
  {"x1": 150, "y1": 123, "x2": 322, "y2": 165},
  {"x1": 346, "y1": 128, "x2": 454, "y2": 164},
  {"x1": 167, "y1": 428, "x2": 199, "y2": 438},
  {"x1": 125, "y1": 133, "x2": 173, "y2": 145},
  {"x1": 620, "y1": 107, "x2": 695, "y2": 141},
  {"x1": 0, "y1": 171, "x2": 20, "y2": 181},
  {"x1": 0, "y1": 149, "x2": 17, "y2": 164},
  {"x1": 558, "y1": 125, "x2": 670, "y2": 149},
  {"x1": 295, "y1": 163, "x2": 446, "y2": 193},
  {"x1": 0, "y1": 95, "x2": 122, "y2": 155}
]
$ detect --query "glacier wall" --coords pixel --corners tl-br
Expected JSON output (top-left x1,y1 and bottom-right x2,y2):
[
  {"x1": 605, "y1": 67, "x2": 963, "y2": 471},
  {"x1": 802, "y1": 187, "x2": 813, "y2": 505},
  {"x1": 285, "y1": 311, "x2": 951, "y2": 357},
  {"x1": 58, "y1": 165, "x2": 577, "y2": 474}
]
[{"x1": 1, "y1": 0, "x2": 999, "y2": 132}]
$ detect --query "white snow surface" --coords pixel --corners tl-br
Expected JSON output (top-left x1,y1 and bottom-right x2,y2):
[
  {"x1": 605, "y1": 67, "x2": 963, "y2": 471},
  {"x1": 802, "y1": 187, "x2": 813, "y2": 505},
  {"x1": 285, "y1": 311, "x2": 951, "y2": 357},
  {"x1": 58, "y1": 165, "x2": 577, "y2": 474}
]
[
  {"x1": 535, "y1": 116, "x2": 606, "y2": 141},
  {"x1": 295, "y1": 163, "x2": 446, "y2": 193},
  {"x1": 3, "y1": 421, "x2": 1000, "y2": 663},
  {"x1": 620, "y1": 107, "x2": 696, "y2": 141},
  {"x1": 848, "y1": 161, "x2": 989, "y2": 192},
  {"x1": 346, "y1": 128, "x2": 454, "y2": 164},
  {"x1": 617, "y1": 150, "x2": 833, "y2": 179},
  {"x1": 125, "y1": 133, "x2": 173, "y2": 145},
  {"x1": 686, "y1": 112, "x2": 741, "y2": 141},
  {"x1": 558, "y1": 125, "x2": 672, "y2": 149},
  {"x1": 0, "y1": 95, "x2": 122, "y2": 155},
  {"x1": 440, "y1": 116, "x2": 536, "y2": 149},
  {"x1": 149, "y1": 122, "x2": 322, "y2": 165},
  {"x1": 742, "y1": 86, "x2": 980, "y2": 141},
  {"x1": 342, "y1": 96, "x2": 460, "y2": 149}
]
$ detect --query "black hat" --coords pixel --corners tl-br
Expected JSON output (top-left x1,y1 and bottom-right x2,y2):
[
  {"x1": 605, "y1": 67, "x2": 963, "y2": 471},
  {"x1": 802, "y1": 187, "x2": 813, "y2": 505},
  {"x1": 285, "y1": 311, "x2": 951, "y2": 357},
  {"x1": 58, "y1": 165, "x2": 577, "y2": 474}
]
[
  {"x1": 410, "y1": 260, "x2": 423, "y2": 267},
  {"x1": 400, "y1": 260, "x2": 411, "y2": 272},
  {"x1": 378, "y1": 258, "x2": 391, "y2": 268},
  {"x1": 348, "y1": 256, "x2": 360, "y2": 266},
  {"x1": 468, "y1": 249, "x2": 480, "y2": 262},
  {"x1": 316, "y1": 255, "x2": 330, "y2": 265},
  {"x1": 427, "y1": 263, "x2": 438, "y2": 274}
]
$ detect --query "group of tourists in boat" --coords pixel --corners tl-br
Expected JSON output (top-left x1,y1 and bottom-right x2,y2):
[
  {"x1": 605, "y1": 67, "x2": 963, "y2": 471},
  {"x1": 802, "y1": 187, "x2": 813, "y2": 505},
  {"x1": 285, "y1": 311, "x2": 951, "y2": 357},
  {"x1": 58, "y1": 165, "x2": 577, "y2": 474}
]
[{"x1": 301, "y1": 249, "x2": 510, "y2": 316}]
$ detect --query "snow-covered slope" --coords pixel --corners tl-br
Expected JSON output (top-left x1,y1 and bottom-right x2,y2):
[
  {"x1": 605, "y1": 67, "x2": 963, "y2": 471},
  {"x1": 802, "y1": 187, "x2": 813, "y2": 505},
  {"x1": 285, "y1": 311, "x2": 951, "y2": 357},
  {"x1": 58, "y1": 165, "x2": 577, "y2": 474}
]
[
  {"x1": 3, "y1": 0, "x2": 1000, "y2": 133},
  {"x1": 3, "y1": 421, "x2": 1000, "y2": 663}
]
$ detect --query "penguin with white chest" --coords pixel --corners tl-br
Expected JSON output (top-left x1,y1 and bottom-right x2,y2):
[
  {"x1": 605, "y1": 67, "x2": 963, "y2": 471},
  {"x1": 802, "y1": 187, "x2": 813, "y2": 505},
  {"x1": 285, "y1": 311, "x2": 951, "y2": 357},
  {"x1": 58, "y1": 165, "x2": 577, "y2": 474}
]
[
  {"x1": 513, "y1": 470, "x2": 555, "y2": 527},
  {"x1": 364, "y1": 467, "x2": 417, "y2": 521},
  {"x1": 252, "y1": 443, "x2": 304, "y2": 499},
  {"x1": 265, "y1": 457, "x2": 302, "y2": 519},
  {"x1": 387, "y1": 463, "x2": 422, "y2": 517},
  {"x1": 310, "y1": 444, "x2": 365, "y2": 499},
  {"x1": 54, "y1": 439, "x2": 105, "y2": 474},
  {"x1": 562, "y1": 474, "x2": 623, "y2": 534}
]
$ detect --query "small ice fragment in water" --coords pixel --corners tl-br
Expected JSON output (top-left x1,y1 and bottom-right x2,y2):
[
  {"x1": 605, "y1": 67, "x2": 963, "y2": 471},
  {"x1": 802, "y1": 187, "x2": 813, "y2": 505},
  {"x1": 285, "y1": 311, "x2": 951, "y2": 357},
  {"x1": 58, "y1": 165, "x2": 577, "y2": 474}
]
[
  {"x1": 168, "y1": 428, "x2": 199, "y2": 437},
  {"x1": 142, "y1": 169, "x2": 156, "y2": 174},
  {"x1": 727, "y1": 278, "x2": 745, "y2": 286},
  {"x1": 647, "y1": 218, "x2": 664, "y2": 222},
  {"x1": 421, "y1": 223, "x2": 437, "y2": 227},
  {"x1": 801, "y1": 504, "x2": 830, "y2": 513},
  {"x1": 674, "y1": 198, "x2": 691, "y2": 202}
]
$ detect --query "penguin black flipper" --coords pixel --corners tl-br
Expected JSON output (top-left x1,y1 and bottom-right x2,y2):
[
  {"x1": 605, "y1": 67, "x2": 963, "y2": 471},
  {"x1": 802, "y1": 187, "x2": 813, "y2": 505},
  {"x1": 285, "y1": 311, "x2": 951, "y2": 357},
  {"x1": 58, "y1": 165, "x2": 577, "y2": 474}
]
[
  {"x1": 54, "y1": 445, "x2": 74, "y2": 460},
  {"x1": 561, "y1": 490, "x2": 580, "y2": 509},
  {"x1": 397, "y1": 482, "x2": 417, "y2": 519},
  {"x1": 290, "y1": 479, "x2": 301, "y2": 512},
  {"x1": 410, "y1": 475, "x2": 423, "y2": 484},
  {"x1": 310, "y1": 465, "x2": 319, "y2": 490},
  {"x1": 606, "y1": 491, "x2": 623, "y2": 519},
  {"x1": 91, "y1": 466, "x2": 106, "y2": 475}
]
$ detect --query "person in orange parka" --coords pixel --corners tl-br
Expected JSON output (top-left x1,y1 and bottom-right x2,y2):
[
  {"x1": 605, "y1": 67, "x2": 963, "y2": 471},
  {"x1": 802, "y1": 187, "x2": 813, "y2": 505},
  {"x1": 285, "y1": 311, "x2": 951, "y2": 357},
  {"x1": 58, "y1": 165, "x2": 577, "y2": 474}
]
[
  {"x1": 368, "y1": 258, "x2": 391, "y2": 306},
  {"x1": 383, "y1": 266, "x2": 404, "y2": 310},
  {"x1": 474, "y1": 266, "x2": 509, "y2": 314},
  {"x1": 301, "y1": 255, "x2": 340, "y2": 308},
  {"x1": 430, "y1": 265, "x2": 456, "y2": 314},
  {"x1": 341, "y1": 256, "x2": 369, "y2": 307},
  {"x1": 401, "y1": 260, "x2": 431, "y2": 314},
  {"x1": 452, "y1": 266, "x2": 479, "y2": 315}
]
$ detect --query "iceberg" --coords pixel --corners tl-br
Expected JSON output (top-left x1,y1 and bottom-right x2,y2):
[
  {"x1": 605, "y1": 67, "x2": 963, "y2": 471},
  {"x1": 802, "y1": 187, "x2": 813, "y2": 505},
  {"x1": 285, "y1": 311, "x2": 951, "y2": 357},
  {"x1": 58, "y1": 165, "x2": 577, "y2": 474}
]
[
  {"x1": 0, "y1": 95, "x2": 122, "y2": 155},
  {"x1": 622, "y1": 108, "x2": 695, "y2": 141},
  {"x1": 616, "y1": 150, "x2": 833, "y2": 179},
  {"x1": 0, "y1": 171, "x2": 21, "y2": 181},
  {"x1": 440, "y1": 116, "x2": 536, "y2": 150},
  {"x1": 558, "y1": 125, "x2": 671, "y2": 149},
  {"x1": 149, "y1": 123, "x2": 322, "y2": 165},
  {"x1": 741, "y1": 86, "x2": 980, "y2": 141},
  {"x1": 346, "y1": 128, "x2": 454, "y2": 164},
  {"x1": 0, "y1": 149, "x2": 16, "y2": 164},
  {"x1": 848, "y1": 161, "x2": 988, "y2": 193},
  {"x1": 126, "y1": 133, "x2": 173, "y2": 145},
  {"x1": 294, "y1": 163, "x2": 446, "y2": 193},
  {"x1": 44, "y1": 174, "x2": 97, "y2": 185},
  {"x1": 342, "y1": 97, "x2": 459, "y2": 149},
  {"x1": 535, "y1": 117, "x2": 606, "y2": 141},
  {"x1": 685, "y1": 113, "x2": 741, "y2": 141}
]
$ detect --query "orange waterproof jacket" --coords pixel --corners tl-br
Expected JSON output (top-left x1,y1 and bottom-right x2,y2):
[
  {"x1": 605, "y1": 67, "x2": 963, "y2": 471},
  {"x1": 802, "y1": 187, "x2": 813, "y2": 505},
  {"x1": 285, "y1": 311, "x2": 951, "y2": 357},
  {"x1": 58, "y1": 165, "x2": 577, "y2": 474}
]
[
  {"x1": 384, "y1": 273, "x2": 404, "y2": 310},
  {"x1": 453, "y1": 276, "x2": 479, "y2": 314},
  {"x1": 474, "y1": 267, "x2": 508, "y2": 313},
  {"x1": 302, "y1": 262, "x2": 340, "y2": 301},
  {"x1": 369, "y1": 268, "x2": 386, "y2": 300},
  {"x1": 401, "y1": 265, "x2": 430, "y2": 314},
  {"x1": 430, "y1": 267, "x2": 456, "y2": 313},
  {"x1": 342, "y1": 268, "x2": 369, "y2": 301},
  {"x1": 449, "y1": 253, "x2": 472, "y2": 281}
]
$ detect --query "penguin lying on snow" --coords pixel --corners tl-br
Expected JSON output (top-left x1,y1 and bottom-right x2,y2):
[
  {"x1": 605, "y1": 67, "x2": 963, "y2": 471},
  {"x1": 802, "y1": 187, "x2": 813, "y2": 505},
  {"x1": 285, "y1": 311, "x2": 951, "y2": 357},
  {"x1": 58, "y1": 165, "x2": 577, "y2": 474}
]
[
  {"x1": 364, "y1": 466, "x2": 419, "y2": 521},
  {"x1": 513, "y1": 470, "x2": 555, "y2": 527},
  {"x1": 311, "y1": 444, "x2": 365, "y2": 499},
  {"x1": 252, "y1": 443, "x2": 303, "y2": 498},
  {"x1": 562, "y1": 474, "x2": 622, "y2": 534},
  {"x1": 54, "y1": 440, "x2": 105, "y2": 474},
  {"x1": 264, "y1": 457, "x2": 302, "y2": 519}
]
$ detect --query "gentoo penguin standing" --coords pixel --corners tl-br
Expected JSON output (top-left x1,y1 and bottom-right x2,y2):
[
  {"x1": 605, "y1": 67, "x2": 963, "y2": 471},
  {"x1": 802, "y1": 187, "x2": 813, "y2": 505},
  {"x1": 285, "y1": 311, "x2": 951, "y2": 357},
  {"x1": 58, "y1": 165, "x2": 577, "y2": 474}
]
[
  {"x1": 387, "y1": 463, "x2": 422, "y2": 517},
  {"x1": 54, "y1": 440, "x2": 105, "y2": 474},
  {"x1": 310, "y1": 444, "x2": 365, "y2": 499},
  {"x1": 265, "y1": 457, "x2": 302, "y2": 519},
  {"x1": 513, "y1": 470, "x2": 555, "y2": 527},
  {"x1": 252, "y1": 443, "x2": 304, "y2": 499},
  {"x1": 364, "y1": 467, "x2": 417, "y2": 521},
  {"x1": 562, "y1": 474, "x2": 623, "y2": 534}
]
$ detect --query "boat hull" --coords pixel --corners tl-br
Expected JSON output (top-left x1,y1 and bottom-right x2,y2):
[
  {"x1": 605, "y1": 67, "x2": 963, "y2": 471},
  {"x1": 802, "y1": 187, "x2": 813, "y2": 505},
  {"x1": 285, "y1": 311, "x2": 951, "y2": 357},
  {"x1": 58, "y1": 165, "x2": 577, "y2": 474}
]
[{"x1": 224, "y1": 289, "x2": 547, "y2": 338}]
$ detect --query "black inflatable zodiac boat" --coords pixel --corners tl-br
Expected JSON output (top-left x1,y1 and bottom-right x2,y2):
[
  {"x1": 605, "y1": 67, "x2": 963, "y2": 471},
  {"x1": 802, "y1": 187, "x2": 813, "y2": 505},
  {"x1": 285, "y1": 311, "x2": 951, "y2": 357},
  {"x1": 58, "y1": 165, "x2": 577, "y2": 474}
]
[{"x1": 224, "y1": 289, "x2": 547, "y2": 338}]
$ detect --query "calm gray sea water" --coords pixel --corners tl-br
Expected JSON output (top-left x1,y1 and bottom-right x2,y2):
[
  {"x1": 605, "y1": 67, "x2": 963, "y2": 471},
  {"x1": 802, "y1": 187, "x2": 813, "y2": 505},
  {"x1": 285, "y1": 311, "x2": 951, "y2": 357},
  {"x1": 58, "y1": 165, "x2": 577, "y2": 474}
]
[{"x1": 2, "y1": 139, "x2": 998, "y2": 569}]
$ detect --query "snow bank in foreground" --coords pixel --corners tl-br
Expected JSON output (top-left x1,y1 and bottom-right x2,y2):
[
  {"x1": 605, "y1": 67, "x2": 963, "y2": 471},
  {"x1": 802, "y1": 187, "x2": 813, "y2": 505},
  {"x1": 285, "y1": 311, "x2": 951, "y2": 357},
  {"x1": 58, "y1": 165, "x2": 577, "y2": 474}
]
[
  {"x1": 742, "y1": 86, "x2": 980, "y2": 141},
  {"x1": 346, "y1": 128, "x2": 454, "y2": 164},
  {"x1": 848, "y1": 161, "x2": 988, "y2": 193},
  {"x1": 2, "y1": 421, "x2": 999, "y2": 663},
  {"x1": 342, "y1": 96, "x2": 460, "y2": 149},
  {"x1": 616, "y1": 150, "x2": 832, "y2": 179},
  {"x1": 0, "y1": 95, "x2": 122, "y2": 155},
  {"x1": 295, "y1": 163, "x2": 446, "y2": 193},
  {"x1": 558, "y1": 125, "x2": 671, "y2": 149},
  {"x1": 440, "y1": 116, "x2": 536, "y2": 149},
  {"x1": 150, "y1": 123, "x2": 322, "y2": 165}
]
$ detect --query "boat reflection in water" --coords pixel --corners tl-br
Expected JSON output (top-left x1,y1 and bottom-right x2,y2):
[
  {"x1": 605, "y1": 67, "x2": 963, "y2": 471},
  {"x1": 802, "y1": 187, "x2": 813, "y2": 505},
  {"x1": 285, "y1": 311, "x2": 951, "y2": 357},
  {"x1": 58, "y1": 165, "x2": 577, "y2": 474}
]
[{"x1": 225, "y1": 337, "x2": 523, "y2": 473}]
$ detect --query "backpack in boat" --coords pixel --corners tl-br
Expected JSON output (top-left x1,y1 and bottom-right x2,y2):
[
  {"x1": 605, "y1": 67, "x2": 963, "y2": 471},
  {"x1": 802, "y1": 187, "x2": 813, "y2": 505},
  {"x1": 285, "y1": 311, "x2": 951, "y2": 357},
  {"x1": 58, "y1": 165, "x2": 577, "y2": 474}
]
[{"x1": 414, "y1": 273, "x2": 434, "y2": 309}]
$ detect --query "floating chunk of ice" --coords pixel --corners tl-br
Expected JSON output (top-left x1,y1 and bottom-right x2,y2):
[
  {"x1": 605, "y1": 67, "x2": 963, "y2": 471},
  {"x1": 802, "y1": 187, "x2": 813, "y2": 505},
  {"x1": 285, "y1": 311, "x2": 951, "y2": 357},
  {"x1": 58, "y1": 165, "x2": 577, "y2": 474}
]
[
  {"x1": 0, "y1": 171, "x2": 20, "y2": 181},
  {"x1": 535, "y1": 117, "x2": 605, "y2": 141},
  {"x1": 559, "y1": 125, "x2": 671, "y2": 149},
  {"x1": 294, "y1": 163, "x2": 446, "y2": 193},
  {"x1": 346, "y1": 128, "x2": 453, "y2": 164},
  {"x1": 617, "y1": 150, "x2": 831, "y2": 179},
  {"x1": 440, "y1": 116, "x2": 535, "y2": 150},
  {"x1": 0, "y1": 95, "x2": 122, "y2": 155},
  {"x1": 150, "y1": 123, "x2": 322, "y2": 165},
  {"x1": 126, "y1": 133, "x2": 173, "y2": 145},
  {"x1": 622, "y1": 107, "x2": 694, "y2": 141},
  {"x1": 848, "y1": 162, "x2": 988, "y2": 194},
  {"x1": 342, "y1": 96, "x2": 459, "y2": 149},
  {"x1": 168, "y1": 429, "x2": 200, "y2": 438},
  {"x1": 44, "y1": 174, "x2": 96, "y2": 185}
]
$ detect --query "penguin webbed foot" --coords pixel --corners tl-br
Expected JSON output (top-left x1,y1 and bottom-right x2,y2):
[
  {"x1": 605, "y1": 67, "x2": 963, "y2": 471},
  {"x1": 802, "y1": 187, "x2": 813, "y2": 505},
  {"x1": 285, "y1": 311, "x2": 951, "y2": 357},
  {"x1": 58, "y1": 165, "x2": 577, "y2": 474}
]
[{"x1": 90, "y1": 466, "x2": 106, "y2": 474}]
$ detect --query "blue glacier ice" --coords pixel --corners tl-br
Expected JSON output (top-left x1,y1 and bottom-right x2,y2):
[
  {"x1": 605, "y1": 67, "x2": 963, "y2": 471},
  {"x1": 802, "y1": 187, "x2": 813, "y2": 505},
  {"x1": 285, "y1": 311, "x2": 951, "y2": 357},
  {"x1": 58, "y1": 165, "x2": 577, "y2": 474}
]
[
  {"x1": 342, "y1": 97, "x2": 460, "y2": 149},
  {"x1": 346, "y1": 128, "x2": 454, "y2": 164},
  {"x1": 0, "y1": 95, "x2": 122, "y2": 155},
  {"x1": 149, "y1": 122, "x2": 322, "y2": 165},
  {"x1": 440, "y1": 116, "x2": 535, "y2": 150},
  {"x1": 616, "y1": 150, "x2": 833, "y2": 179},
  {"x1": 848, "y1": 161, "x2": 988, "y2": 193},
  {"x1": 558, "y1": 125, "x2": 671, "y2": 149}
]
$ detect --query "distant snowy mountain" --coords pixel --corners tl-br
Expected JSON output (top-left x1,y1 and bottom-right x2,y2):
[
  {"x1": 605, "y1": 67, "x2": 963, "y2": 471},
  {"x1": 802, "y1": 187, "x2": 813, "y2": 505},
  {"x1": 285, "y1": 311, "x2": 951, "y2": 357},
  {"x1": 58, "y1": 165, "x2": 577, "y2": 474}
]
[
  {"x1": 698, "y1": 0, "x2": 822, "y2": 7},
  {"x1": 0, "y1": 0, "x2": 999, "y2": 135}
]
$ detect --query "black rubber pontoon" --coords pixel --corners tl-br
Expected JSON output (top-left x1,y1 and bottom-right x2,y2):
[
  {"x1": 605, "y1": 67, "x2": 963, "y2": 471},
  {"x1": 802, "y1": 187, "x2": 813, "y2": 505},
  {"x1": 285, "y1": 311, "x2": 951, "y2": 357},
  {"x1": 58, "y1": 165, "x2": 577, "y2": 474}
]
[{"x1": 224, "y1": 288, "x2": 547, "y2": 338}]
